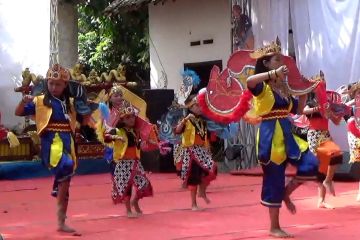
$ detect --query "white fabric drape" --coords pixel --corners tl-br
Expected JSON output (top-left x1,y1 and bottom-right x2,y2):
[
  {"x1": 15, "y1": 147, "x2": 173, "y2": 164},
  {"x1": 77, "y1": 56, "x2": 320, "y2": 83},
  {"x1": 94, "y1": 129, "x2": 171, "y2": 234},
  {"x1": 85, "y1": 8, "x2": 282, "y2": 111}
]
[
  {"x1": 0, "y1": 0, "x2": 49, "y2": 126},
  {"x1": 290, "y1": 0, "x2": 360, "y2": 89},
  {"x1": 251, "y1": 0, "x2": 360, "y2": 150},
  {"x1": 251, "y1": 0, "x2": 360, "y2": 89},
  {"x1": 251, "y1": 0, "x2": 289, "y2": 55},
  {"x1": 290, "y1": 0, "x2": 360, "y2": 150}
]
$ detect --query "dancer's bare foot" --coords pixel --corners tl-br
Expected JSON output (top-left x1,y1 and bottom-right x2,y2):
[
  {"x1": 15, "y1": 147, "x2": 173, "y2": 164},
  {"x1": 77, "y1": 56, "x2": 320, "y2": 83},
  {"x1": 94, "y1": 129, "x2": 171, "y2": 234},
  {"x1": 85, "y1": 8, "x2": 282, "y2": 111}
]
[
  {"x1": 198, "y1": 192, "x2": 211, "y2": 204},
  {"x1": 131, "y1": 200, "x2": 143, "y2": 215},
  {"x1": 201, "y1": 196, "x2": 211, "y2": 204},
  {"x1": 317, "y1": 201, "x2": 335, "y2": 209},
  {"x1": 284, "y1": 199, "x2": 296, "y2": 215},
  {"x1": 191, "y1": 205, "x2": 203, "y2": 211},
  {"x1": 57, "y1": 224, "x2": 77, "y2": 233},
  {"x1": 269, "y1": 228, "x2": 294, "y2": 238},
  {"x1": 323, "y1": 181, "x2": 336, "y2": 196},
  {"x1": 126, "y1": 211, "x2": 138, "y2": 218}
]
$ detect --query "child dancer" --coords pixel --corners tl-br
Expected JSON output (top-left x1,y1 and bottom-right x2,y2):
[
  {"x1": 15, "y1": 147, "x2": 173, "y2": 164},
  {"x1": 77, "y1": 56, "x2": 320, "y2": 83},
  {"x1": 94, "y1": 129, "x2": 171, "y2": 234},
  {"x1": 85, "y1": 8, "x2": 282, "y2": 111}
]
[
  {"x1": 345, "y1": 82, "x2": 360, "y2": 201},
  {"x1": 97, "y1": 85, "x2": 158, "y2": 218},
  {"x1": 303, "y1": 91, "x2": 343, "y2": 208},
  {"x1": 15, "y1": 64, "x2": 91, "y2": 235},
  {"x1": 175, "y1": 94, "x2": 217, "y2": 211},
  {"x1": 246, "y1": 39, "x2": 319, "y2": 238}
]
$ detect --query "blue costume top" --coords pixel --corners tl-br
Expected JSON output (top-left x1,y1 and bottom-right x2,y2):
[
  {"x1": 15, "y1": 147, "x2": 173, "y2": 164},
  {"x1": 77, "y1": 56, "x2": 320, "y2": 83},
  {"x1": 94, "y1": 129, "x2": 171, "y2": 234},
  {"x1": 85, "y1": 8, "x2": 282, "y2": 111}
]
[
  {"x1": 249, "y1": 82, "x2": 308, "y2": 165},
  {"x1": 23, "y1": 95, "x2": 76, "y2": 181}
]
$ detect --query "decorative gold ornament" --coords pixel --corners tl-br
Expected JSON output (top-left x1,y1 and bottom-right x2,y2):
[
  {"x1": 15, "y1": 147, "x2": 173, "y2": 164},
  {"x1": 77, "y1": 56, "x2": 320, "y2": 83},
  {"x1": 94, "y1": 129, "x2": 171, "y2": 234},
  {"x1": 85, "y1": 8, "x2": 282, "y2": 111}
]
[
  {"x1": 109, "y1": 85, "x2": 124, "y2": 97},
  {"x1": 118, "y1": 99, "x2": 136, "y2": 118},
  {"x1": 85, "y1": 69, "x2": 102, "y2": 85},
  {"x1": 250, "y1": 37, "x2": 282, "y2": 59},
  {"x1": 21, "y1": 68, "x2": 37, "y2": 87},
  {"x1": 100, "y1": 63, "x2": 126, "y2": 83},
  {"x1": 69, "y1": 63, "x2": 87, "y2": 82}
]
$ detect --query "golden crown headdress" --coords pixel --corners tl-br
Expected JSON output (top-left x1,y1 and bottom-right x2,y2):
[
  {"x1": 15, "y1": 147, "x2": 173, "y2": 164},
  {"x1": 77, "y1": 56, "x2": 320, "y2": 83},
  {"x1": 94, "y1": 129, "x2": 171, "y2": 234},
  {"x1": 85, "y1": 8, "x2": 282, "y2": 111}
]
[
  {"x1": 46, "y1": 64, "x2": 70, "y2": 82},
  {"x1": 250, "y1": 37, "x2": 282, "y2": 59},
  {"x1": 109, "y1": 85, "x2": 124, "y2": 97},
  {"x1": 109, "y1": 84, "x2": 147, "y2": 119},
  {"x1": 349, "y1": 81, "x2": 360, "y2": 97},
  {"x1": 308, "y1": 70, "x2": 325, "y2": 82},
  {"x1": 118, "y1": 100, "x2": 136, "y2": 118}
]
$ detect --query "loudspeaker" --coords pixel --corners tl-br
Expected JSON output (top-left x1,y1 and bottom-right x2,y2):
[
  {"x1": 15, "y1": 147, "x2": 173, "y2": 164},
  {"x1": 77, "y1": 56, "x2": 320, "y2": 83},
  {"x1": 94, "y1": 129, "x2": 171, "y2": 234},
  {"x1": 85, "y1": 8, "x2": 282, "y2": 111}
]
[
  {"x1": 142, "y1": 89, "x2": 174, "y2": 124},
  {"x1": 225, "y1": 144, "x2": 244, "y2": 161},
  {"x1": 334, "y1": 152, "x2": 360, "y2": 181}
]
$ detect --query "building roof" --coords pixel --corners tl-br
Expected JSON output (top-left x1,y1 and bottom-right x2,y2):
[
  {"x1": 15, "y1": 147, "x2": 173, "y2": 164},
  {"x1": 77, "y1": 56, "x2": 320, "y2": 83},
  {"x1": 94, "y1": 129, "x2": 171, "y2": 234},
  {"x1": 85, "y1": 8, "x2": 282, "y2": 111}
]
[{"x1": 105, "y1": 0, "x2": 169, "y2": 15}]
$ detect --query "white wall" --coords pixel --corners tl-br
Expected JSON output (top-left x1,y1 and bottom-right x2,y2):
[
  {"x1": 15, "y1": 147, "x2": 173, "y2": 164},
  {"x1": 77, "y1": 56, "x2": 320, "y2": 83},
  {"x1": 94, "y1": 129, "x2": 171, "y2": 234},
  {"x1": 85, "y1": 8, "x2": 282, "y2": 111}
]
[{"x1": 149, "y1": 0, "x2": 231, "y2": 91}]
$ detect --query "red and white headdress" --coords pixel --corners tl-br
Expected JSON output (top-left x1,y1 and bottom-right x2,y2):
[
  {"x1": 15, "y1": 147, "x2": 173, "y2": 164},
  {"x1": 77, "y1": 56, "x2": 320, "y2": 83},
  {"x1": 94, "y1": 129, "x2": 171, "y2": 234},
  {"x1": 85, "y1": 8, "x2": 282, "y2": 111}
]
[{"x1": 46, "y1": 64, "x2": 70, "y2": 82}]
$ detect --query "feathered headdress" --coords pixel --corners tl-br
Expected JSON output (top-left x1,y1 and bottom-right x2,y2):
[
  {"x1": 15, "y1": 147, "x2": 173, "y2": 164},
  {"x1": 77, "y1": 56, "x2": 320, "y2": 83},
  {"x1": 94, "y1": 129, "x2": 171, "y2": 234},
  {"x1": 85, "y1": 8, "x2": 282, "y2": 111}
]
[
  {"x1": 181, "y1": 69, "x2": 201, "y2": 87},
  {"x1": 176, "y1": 69, "x2": 201, "y2": 106}
]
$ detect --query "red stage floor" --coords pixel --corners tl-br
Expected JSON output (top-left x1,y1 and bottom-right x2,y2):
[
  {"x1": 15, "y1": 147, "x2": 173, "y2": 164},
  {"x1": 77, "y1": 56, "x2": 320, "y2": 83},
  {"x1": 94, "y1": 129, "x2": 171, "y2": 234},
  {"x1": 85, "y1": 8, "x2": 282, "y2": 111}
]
[{"x1": 1, "y1": 173, "x2": 360, "y2": 239}]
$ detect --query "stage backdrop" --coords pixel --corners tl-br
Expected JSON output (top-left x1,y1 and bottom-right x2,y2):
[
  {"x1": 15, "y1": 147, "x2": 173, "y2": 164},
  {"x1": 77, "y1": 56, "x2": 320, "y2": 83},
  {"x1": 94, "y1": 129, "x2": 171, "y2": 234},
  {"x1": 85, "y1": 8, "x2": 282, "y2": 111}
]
[
  {"x1": 0, "y1": 0, "x2": 50, "y2": 128},
  {"x1": 291, "y1": 0, "x2": 360, "y2": 150}
]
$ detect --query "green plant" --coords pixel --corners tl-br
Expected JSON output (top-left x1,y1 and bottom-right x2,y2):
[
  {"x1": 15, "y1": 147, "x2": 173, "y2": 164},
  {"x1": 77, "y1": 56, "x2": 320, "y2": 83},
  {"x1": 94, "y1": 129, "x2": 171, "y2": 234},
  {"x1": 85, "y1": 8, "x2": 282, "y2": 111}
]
[{"x1": 78, "y1": 1, "x2": 150, "y2": 83}]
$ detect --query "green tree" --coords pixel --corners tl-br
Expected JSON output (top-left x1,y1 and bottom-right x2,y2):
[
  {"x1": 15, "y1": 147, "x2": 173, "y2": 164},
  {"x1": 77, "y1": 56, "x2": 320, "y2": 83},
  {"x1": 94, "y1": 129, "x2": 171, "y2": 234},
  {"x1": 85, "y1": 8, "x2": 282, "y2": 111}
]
[{"x1": 78, "y1": 0, "x2": 149, "y2": 84}]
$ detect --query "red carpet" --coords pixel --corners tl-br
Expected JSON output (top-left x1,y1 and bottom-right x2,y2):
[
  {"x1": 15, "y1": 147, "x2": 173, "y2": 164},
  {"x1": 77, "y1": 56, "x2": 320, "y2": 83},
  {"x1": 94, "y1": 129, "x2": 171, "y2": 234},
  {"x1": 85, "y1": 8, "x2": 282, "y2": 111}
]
[{"x1": 1, "y1": 173, "x2": 360, "y2": 239}]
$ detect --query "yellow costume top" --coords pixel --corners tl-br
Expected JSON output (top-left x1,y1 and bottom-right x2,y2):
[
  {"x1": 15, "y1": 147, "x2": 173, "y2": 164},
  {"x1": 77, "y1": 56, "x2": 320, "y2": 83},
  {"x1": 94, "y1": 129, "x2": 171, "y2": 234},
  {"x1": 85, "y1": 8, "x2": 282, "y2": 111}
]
[
  {"x1": 251, "y1": 83, "x2": 308, "y2": 165},
  {"x1": 22, "y1": 94, "x2": 77, "y2": 170},
  {"x1": 181, "y1": 117, "x2": 209, "y2": 148},
  {"x1": 33, "y1": 95, "x2": 76, "y2": 135}
]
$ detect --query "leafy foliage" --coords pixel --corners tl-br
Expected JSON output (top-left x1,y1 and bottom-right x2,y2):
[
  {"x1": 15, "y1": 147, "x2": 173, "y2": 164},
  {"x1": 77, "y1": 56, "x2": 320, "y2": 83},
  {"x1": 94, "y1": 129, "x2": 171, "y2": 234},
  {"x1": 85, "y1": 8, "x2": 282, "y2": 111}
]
[{"x1": 78, "y1": 0, "x2": 149, "y2": 83}]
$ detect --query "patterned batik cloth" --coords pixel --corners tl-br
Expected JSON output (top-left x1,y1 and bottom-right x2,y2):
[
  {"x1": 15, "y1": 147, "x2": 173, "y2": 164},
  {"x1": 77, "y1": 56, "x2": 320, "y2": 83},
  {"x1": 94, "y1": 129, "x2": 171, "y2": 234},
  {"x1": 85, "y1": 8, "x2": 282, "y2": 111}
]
[
  {"x1": 111, "y1": 159, "x2": 153, "y2": 204},
  {"x1": 348, "y1": 132, "x2": 360, "y2": 163},
  {"x1": 173, "y1": 144, "x2": 182, "y2": 165},
  {"x1": 307, "y1": 129, "x2": 331, "y2": 154},
  {"x1": 179, "y1": 145, "x2": 216, "y2": 186}
]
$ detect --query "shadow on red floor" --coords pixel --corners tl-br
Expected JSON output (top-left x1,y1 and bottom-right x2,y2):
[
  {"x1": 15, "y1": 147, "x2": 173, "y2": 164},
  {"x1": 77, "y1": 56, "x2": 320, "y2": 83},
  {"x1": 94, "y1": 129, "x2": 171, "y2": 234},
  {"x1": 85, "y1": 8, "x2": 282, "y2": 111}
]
[
  {"x1": 1, "y1": 173, "x2": 360, "y2": 239},
  {"x1": 230, "y1": 166, "x2": 296, "y2": 177}
]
